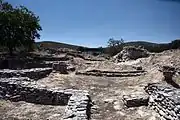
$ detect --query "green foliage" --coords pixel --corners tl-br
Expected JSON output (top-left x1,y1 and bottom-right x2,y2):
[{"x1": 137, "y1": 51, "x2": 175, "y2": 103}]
[
  {"x1": 0, "y1": 0, "x2": 42, "y2": 54},
  {"x1": 106, "y1": 38, "x2": 124, "y2": 56}
]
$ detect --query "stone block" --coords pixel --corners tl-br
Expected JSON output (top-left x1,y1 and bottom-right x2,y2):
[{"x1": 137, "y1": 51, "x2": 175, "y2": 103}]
[
  {"x1": 52, "y1": 62, "x2": 68, "y2": 74},
  {"x1": 123, "y1": 94, "x2": 149, "y2": 107}
]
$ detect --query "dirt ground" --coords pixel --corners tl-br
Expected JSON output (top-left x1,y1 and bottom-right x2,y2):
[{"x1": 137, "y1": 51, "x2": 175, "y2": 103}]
[
  {"x1": 0, "y1": 100, "x2": 65, "y2": 120},
  {"x1": 0, "y1": 49, "x2": 180, "y2": 120}
]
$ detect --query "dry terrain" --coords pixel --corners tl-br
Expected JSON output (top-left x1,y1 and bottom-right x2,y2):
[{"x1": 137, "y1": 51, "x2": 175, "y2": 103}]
[{"x1": 0, "y1": 49, "x2": 180, "y2": 120}]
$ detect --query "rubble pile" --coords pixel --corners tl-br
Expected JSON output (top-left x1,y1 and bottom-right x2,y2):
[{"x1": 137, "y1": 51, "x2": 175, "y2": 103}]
[{"x1": 113, "y1": 46, "x2": 149, "y2": 62}]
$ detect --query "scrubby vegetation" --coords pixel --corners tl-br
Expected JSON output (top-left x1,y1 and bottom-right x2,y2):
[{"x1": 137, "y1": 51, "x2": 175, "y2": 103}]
[{"x1": 105, "y1": 39, "x2": 180, "y2": 56}]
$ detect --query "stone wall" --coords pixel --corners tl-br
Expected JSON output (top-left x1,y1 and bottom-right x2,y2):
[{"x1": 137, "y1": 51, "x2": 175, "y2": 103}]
[
  {"x1": 76, "y1": 69, "x2": 146, "y2": 77},
  {"x1": 0, "y1": 68, "x2": 52, "y2": 80},
  {"x1": 145, "y1": 83, "x2": 180, "y2": 120},
  {"x1": 0, "y1": 77, "x2": 70, "y2": 105},
  {"x1": 0, "y1": 55, "x2": 70, "y2": 69},
  {"x1": 0, "y1": 77, "x2": 91, "y2": 119},
  {"x1": 159, "y1": 65, "x2": 180, "y2": 88},
  {"x1": 64, "y1": 92, "x2": 91, "y2": 120}
]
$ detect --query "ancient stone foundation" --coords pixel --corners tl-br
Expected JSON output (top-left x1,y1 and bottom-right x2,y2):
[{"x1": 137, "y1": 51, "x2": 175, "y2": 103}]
[
  {"x1": 76, "y1": 69, "x2": 146, "y2": 77},
  {"x1": 145, "y1": 83, "x2": 180, "y2": 120},
  {"x1": 64, "y1": 93, "x2": 91, "y2": 120},
  {"x1": 0, "y1": 77, "x2": 70, "y2": 105},
  {"x1": 0, "y1": 77, "x2": 91, "y2": 120},
  {"x1": 0, "y1": 68, "x2": 52, "y2": 80}
]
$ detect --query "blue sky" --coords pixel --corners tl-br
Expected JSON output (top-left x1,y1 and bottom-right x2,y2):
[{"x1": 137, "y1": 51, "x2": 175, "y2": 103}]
[{"x1": 8, "y1": 0, "x2": 180, "y2": 47}]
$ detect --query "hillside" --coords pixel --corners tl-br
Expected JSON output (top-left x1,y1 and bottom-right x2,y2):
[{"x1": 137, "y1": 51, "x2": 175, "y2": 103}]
[
  {"x1": 36, "y1": 40, "x2": 179, "y2": 53},
  {"x1": 36, "y1": 41, "x2": 82, "y2": 50},
  {"x1": 124, "y1": 41, "x2": 170, "y2": 52}
]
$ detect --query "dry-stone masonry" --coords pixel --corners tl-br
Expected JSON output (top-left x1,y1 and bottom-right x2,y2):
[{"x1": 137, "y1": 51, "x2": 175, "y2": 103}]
[
  {"x1": 0, "y1": 77, "x2": 70, "y2": 105},
  {"x1": 76, "y1": 69, "x2": 146, "y2": 77},
  {"x1": 145, "y1": 83, "x2": 180, "y2": 120},
  {"x1": 123, "y1": 94, "x2": 149, "y2": 107},
  {"x1": 64, "y1": 92, "x2": 91, "y2": 120},
  {"x1": 0, "y1": 77, "x2": 91, "y2": 119},
  {"x1": 0, "y1": 68, "x2": 52, "y2": 80}
]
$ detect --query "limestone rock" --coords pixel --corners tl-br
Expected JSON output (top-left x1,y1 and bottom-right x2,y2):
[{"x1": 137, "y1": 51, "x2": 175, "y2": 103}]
[
  {"x1": 123, "y1": 94, "x2": 149, "y2": 107},
  {"x1": 52, "y1": 62, "x2": 68, "y2": 74},
  {"x1": 113, "y1": 46, "x2": 149, "y2": 62}
]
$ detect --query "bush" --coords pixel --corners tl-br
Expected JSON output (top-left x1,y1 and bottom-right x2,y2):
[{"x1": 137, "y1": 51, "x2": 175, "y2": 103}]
[{"x1": 105, "y1": 38, "x2": 124, "y2": 56}]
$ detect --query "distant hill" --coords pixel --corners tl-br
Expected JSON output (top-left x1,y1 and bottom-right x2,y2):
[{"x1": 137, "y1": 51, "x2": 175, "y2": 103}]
[
  {"x1": 36, "y1": 41, "x2": 82, "y2": 50},
  {"x1": 123, "y1": 41, "x2": 170, "y2": 52},
  {"x1": 36, "y1": 41, "x2": 105, "y2": 53},
  {"x1": 36, "y1": 40, "x2": 180, "y2": 53},
  {"x1": 124, "y1": 41, "x2": 158, "y2": 46}
]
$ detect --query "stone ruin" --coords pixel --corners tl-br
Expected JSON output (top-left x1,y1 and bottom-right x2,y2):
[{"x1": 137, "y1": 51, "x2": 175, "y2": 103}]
[
  {"x1": 0, "y1": 54, "x2": 89, "y2": 119},
  {"x1": 52, "y1": 62, "x2": 68, "y2": 74},
  {"x1": 0, "y1": 77, "x2": 92, "y2": 120},
  {"x1": 0, "y1": 68, "x2": 52, "y2": 80},
  {"x1": 145, "y1": 83, "x2": 180, "y2": 120},
  {"x1": 0, "y1": 55, "x2": 71, "y2": 69},
  {"x1": 123, "y1": 94, "x2": 149, "y2": 107},
  {"x1": 159, "y1": 65, "x2": 180, "y2": 88},
  {"x1": 113, "y1": 46, "x2": 149, "y2": 62},
  {"x1": 76, "y1": 69, "x2": 146, "y2": 77},
  {"x1": 122, "y1": 64, "x2": 180, "y2": 120},
  {"x1": 122, "y1": 65, "x2": 180, "y2": 119},
  {"x1": 122, "y1": 84, "x2": 180, "y2": 120},
  {"x1": 64, "y1": 92, "x2": 91, "y2": 120}
]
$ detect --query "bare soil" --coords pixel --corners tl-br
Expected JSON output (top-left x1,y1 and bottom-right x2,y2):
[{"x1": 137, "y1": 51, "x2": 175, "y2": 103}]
[{"x1": 0, "y1": 49, "x2": 180, "y2": 120}]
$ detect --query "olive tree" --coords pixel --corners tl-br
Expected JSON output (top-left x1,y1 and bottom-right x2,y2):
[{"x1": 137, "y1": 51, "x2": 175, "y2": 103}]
[
  {"x1": 106, "y1": 38, "x2": 124, "y2": 56},
  {"x1": 0, "y1": 0, "x2": 42, "y2": 55}
]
